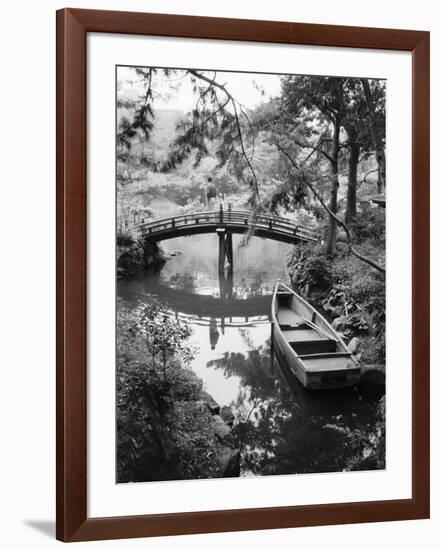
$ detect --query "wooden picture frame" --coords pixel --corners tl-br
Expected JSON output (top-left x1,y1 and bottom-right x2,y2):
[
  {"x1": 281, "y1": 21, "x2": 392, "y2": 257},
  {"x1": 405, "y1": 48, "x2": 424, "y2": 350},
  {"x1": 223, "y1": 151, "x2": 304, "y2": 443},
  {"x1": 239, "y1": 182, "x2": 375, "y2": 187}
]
[{"x1": 56, "y1": 8, "x2": 430, "y2": 542}]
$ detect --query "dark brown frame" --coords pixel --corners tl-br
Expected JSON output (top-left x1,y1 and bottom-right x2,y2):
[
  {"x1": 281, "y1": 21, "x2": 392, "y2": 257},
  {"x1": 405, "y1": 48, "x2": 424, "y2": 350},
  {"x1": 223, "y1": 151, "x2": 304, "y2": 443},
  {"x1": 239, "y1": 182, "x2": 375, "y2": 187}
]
[{"x1": 56, "y1": 7, "x2": 430, "y2": 542}]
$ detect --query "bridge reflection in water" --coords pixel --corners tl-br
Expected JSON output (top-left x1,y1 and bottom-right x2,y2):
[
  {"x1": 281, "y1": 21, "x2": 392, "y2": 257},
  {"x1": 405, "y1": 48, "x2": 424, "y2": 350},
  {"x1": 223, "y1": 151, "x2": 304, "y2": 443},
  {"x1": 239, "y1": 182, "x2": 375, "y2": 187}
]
[
  {"x1": 134, "y1": 281, "x2": 271, "y2": 351},
  {"x1": 142, "y1": 282, "x2": 270, "y2": 315}
]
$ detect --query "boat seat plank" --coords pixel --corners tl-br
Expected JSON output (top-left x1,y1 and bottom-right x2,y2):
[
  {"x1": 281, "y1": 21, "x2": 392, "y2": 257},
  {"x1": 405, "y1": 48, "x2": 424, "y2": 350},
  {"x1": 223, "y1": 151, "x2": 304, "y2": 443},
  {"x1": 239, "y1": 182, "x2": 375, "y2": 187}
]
[
  {"x1": 277, "y1": 307, "x2": 303, "y2": 326},
  {"x1": 283, "y1": 329, "x2": 322, "y2": 341},
  {"x1": 300, "y1": 355, "x2": 358, "y2": 372},
  {"x1": 298, "y1": 352, "x2": 352, "y2": 359},
  {"x1": 290, "y1": 338, "x2": 337, "y2": 355}
]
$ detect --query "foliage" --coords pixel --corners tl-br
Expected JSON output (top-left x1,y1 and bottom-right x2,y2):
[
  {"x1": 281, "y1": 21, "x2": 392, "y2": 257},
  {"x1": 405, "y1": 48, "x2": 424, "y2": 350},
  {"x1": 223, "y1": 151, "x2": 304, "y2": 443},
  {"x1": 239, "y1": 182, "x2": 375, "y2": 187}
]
[
  {"x1": 287, "y1": 220, "x2": 385, "y2": 364},
  {"x1": 351, "y1": 206, "x2": 386, "y2": 245},
  {"x1": 117, "y1": 68, "x2": 261, "y2": 205},
  {"x1": 117, "y1": 300, "x2": 230, "y2": 482},
  {"x1": 127, "y1": 300, "x2": 195, "y2": 375},
  {"x1": 346, "y1": 397, "x2": 386, "y2": 471},
  {"x1": 117, "y1": 68, "x2": 155, "y2": 151},
  {"x1": 301, "y1": 254, "x2": 333, "y2": 289},
  {"x1": 116, "y1": 232, "x2": 134, "y2": 247},
  {"x1": 116, "y1": 239, "x2": 144, "y2": 278},
  {"x1": 288, "y1": 244, "x2": 333, "y2": 292}
]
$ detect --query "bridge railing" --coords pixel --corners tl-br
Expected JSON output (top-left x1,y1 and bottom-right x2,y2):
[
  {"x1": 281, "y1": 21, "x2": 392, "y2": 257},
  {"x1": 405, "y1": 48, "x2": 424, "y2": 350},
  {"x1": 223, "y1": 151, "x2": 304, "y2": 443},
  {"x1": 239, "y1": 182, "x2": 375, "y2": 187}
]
[{"x1": 133, "y1": 209, "x2": 319, "y2": 241}]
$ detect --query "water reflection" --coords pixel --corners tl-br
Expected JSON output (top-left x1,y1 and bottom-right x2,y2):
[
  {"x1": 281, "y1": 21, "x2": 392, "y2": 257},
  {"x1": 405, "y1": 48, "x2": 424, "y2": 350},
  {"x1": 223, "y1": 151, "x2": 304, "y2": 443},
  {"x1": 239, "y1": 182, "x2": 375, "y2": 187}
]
[
  {"x1": 208, "y1": 342, "x2": 384, "y2": 476},
  {"x1": 209, "y1": 318, "x2": 220, "y2": 350}
]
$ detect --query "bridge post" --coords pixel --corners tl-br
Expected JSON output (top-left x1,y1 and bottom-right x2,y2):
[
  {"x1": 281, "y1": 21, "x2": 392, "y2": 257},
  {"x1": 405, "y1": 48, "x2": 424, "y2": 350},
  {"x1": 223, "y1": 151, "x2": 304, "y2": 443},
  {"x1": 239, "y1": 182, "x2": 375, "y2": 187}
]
[
  {"x1": 225, "y1": 231, "x2": 233, "y2": 299},
  {"x1": 225, "y1": 230, "x2": 233, "y2": 271},
  {"x1": 217, "y1": 228, "x2": 234, "y2": 300},
  {"x1": 218, "y1": 230, "x2": 226, "y2": 279}
]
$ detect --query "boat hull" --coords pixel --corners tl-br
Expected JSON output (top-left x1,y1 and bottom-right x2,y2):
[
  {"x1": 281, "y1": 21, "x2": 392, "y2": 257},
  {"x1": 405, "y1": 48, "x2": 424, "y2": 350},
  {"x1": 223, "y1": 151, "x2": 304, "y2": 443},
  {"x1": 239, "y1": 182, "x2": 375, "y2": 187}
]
[{"x1": 271, "y1": 284, "x2": 361, "y2": 390}]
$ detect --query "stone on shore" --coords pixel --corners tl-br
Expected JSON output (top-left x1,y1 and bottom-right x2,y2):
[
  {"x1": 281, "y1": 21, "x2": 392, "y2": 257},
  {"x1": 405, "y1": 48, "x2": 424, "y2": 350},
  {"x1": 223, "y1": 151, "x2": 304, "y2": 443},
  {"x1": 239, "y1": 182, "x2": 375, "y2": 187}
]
[
  {"x1": 219, "y1": 448, "x2": 240, "y2": 478},
  {"x1": 220, "y1": 405, "x2": 235, "y2": 426},
  {"x1": 212, "y1": 415, "x2": 232, "y2": 442},
  {"x1": 200, "y1": 391, "x2": 220, "y2": 415}
]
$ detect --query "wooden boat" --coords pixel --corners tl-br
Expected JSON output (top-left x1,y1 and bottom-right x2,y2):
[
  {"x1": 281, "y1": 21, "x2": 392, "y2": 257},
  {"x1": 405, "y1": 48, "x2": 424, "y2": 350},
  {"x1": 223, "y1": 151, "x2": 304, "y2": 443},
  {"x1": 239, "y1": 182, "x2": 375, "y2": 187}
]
[{"x1": 271, "y1": 282, "x2": 360, "y2": 390}]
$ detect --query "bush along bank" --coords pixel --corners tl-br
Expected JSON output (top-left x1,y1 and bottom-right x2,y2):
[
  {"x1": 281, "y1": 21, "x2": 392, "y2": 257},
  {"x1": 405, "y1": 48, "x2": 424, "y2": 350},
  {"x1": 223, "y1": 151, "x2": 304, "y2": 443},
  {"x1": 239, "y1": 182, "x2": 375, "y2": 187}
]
[
  {"x1": 288, "y1": 218, "x2": 386, "y2": 395},
  {"x1": 117, "y1": 232, "x2": 166, "y2": 278},
  {"x1": 116, "y1": 298, "x2": 240, "y2": 483}
]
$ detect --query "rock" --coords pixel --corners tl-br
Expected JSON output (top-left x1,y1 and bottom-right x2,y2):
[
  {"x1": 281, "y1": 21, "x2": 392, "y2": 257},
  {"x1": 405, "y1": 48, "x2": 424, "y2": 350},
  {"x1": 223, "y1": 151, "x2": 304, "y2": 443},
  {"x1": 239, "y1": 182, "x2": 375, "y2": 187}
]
[
  {"x1": 332, "y1": 316, "x2": 347, "y2": 330},
  {"x1": 337, "y1": 230, "x2": 349, "y2": 243},
  {"x1": 335, "y1": 242, "x2": 347, "y2": 252},
  {"x1": 220, "y1": 405, "x2": 234, "y2": 426},
  {"x1": 200, "y1": 391, "x2": 220, "y2": 415},
  {"x1": 348, "y1": 337, "x2": 361, "y2": 354},
  {"x1": 323, "y1": 423, "x2": 349, "y2": 436},
  {"x1": 207, "y1": 403, "x2": 220, "y2": 415},
  {"x1": 219, "y1": 449, "x2": 240, "y2": 478},
  {"x1": 212, "y1": 415, "x2": 231, "y2": 441}
]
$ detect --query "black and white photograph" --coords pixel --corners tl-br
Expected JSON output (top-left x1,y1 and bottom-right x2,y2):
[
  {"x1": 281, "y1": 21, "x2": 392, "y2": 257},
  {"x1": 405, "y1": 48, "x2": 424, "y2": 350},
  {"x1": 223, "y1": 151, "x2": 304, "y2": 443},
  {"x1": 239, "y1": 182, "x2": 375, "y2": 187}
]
[{"x1": 115, "y1": 65, "x2": 386, "y2": 483}]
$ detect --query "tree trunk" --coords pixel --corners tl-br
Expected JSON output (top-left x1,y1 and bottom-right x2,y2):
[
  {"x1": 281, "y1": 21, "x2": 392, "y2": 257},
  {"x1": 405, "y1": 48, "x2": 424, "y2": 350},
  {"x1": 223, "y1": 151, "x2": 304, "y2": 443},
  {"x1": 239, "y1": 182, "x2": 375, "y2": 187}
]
[
  {"x1": 376, "y1": 149, "x2": 386, "y2": 194},
  {"x1": 361, "y1": 78, "x2": 385, "y2": 193},
  {"x1": 275, "y1": 144, "x2": 386, "y2": 274},
  {"x1": 327, "y1": 179, "x2": 338, "y2": 255},
  {"x1": 326, "y1": 115, "x2": 341, "y2": 255},
  {"x1": 345, "y1": 141, "x2": 360, "y2": 225}
]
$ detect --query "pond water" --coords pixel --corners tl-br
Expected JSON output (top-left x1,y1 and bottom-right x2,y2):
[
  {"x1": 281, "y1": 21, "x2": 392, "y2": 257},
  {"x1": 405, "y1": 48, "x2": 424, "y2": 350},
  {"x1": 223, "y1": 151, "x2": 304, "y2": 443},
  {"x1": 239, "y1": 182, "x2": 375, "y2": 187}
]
[{"x1": 118, "y1": 233, "x2": 385, "y2": 477}]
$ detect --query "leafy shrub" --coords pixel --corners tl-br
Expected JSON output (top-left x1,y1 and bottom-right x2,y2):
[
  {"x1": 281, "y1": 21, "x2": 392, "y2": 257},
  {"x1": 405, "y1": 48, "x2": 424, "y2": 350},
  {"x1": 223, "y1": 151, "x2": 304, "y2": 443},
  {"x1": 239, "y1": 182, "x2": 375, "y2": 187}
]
[
  {"x1": 304, "y1": 256, "x2": 333, "y2": 288},
  {"x1": 116, "y1": 300, "x2": 230, "y2": 483},
  {"x1": 350, "y1": 271, "x2": 385, "y2": 334},
  {"x1": 116, "y1": 232, "x2": 135, "y2": 247},
  {"x1": 351, "y1": 207, "x2": 385, "y2": 245},
  {"x1": 288, "y1": 244, "x2": 332, "y2": 292}
]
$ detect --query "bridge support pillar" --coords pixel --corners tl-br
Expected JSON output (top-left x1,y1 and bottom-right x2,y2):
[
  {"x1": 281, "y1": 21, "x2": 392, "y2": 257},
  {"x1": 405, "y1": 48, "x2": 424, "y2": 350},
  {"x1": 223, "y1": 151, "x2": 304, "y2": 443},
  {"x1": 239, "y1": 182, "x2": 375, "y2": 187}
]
[{"x1": 217, "y1": 229, "x2": 233, "y2": 300}]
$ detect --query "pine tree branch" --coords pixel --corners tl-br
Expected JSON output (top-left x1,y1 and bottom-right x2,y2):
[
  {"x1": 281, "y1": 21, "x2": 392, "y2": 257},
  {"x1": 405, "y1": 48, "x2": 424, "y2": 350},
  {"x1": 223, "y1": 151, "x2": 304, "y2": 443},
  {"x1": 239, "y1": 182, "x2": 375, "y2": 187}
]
[{"x1": 187, "y1": 70, "x2": 261, "y2": 206}]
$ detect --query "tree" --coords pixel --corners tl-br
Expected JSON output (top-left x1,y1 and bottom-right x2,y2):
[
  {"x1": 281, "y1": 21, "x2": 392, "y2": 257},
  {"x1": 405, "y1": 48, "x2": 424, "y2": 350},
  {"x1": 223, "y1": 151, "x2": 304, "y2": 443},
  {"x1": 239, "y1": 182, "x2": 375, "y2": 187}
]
[
  {"x1": 117, "y1": 69, "x2": 385, "y2": 274},
  {"x1": 117, "y1": 68, "x2": 261, "y2": 207},
  {"x1": 280, "y1": 75, "x2": 345, "y2": 254},
  {"x1": 361, "y1": 79, "x2": 386, "y2": 193},
  {"x1": 340, "y1": 79, "x2": 372, "y2": 225},
  {"x1": 274, "y1": 146, "x2": 385, "y2": 274}
]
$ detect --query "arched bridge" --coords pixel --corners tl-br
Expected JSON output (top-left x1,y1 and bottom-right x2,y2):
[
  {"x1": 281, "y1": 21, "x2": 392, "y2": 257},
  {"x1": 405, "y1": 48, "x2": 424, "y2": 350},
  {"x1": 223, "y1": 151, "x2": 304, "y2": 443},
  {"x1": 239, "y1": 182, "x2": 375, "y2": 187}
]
[{"x1": 134, "y1": 208, "x2": 319, "y2": 244}]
